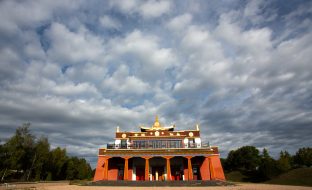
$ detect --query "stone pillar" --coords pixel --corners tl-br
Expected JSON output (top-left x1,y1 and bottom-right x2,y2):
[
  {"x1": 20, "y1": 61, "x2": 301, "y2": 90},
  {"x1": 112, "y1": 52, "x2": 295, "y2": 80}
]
[
  {"x1": 143, "y1": 157, "x2": 151, "y2": 181},
  {"x1": 123, "y1": 157, "x2": 130, "y2": 180},
  {"x1": 186, "y1": 156, "x2": 193, "y2": 180},
  {"x1": 164, "y1": 156, "x2": 173, "y2": 181}
]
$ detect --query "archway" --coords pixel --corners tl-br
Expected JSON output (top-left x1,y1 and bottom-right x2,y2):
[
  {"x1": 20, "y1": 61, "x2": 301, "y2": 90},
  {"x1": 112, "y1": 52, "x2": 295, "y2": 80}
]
[
  {"x1": 191, "y1": 156, "x2": 205, "y2": 180},
  {"x1": 132, "y1": 157, "x2": 145, "y2": 181},
  {"x1": 170, "y1": 156, "x2": 185, "y2": 181},
  {"x1": 107, "y1": 157, "x2": 124, "y2": 180},
  {"x1": 149, "y1": 157, "x2": 166, "y2": 181}
]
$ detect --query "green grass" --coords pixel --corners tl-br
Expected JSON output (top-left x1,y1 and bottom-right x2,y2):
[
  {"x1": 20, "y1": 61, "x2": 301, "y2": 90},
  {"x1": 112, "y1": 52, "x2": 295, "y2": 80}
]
[
  {"x1": 225, "y1": 171, "x2": 249, "y2": 182},
  {"x1": 266, "y1": 168, "x2": 312, "y2": 187},
  {"x1": 225, "y1": 168, "x2": 312, "y2": 187}
]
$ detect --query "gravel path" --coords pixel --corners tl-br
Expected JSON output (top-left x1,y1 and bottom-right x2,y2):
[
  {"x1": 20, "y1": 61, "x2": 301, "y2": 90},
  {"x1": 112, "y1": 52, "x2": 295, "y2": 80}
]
[{"x1": 1, "y1": 182, "x2": 312, "y2": 190}]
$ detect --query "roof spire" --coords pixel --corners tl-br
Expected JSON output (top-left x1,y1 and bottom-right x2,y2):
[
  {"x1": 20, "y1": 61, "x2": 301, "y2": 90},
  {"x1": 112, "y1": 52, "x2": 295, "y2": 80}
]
[
  {"x1": 152, "y1": 115, "x2": 161, "y2": 129},
  {"x1": 196, "y1": 124, "x2": 200, "y2": 131}
]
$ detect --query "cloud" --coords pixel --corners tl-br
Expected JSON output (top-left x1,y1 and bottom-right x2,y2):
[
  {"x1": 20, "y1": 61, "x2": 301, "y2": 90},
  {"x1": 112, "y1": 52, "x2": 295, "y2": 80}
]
[
  {"x1": 243, "y1": 0, "x2": 277, "y2": 24},
  {"x1": 46, "y1": 22, "x2": 104, "y2": 64},
  {"x1": 108, "y1": 0, "x2": 139, "y2": 14},
  {"x1": 108, "y1": 30, "x2": 176, "y2": 81},
  {"x1": 0, "y1": 48, "x2": 24, "y2": 81},
  {"x1": 102, "y1": 65, "x2": 151, "y2": 95},
  {"x1": 0, "y1": 0, "x2": 80, "y2": 33},
  {"x1": 0, "y1": 0, "x2": 311, "y2": 168},
  {"x1": 166, "y1": 13, "x2": 192, "y2": 31},
  {"x1": 139, "y1": 0, "x2": 171, "y2": 19},
  {"x1": 99, "y1": 15, "x2": 121, "y2": 29},
  {"x1": 109, "y1": 0, "x2": 171, "y2": 19},
  {"x1": 51, "y1": 82, "x2": 100, "y2": 97},
  {"x1": 66, "y1": 62, "x2": 107, "y2": 83},
  {"x1": 215, "y1": 11, "x2": 273, "y2": 55}
]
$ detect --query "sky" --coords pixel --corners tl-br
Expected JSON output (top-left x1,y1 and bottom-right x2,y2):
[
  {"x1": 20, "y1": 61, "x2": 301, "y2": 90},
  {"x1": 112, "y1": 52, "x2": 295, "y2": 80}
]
[{"x1": 0, "y1": 0, "x2": 311, "y2": 168}]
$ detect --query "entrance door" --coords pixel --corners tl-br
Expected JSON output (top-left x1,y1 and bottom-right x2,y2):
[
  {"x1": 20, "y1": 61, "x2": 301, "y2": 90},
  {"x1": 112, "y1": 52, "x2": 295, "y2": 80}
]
[
  {"x1": 171, "y1": 166, "x2": 183, "y2": 180},
  {"x1": 193, "y1": 166, "x2": 200, "y2": 180},
  {"x1": 118, "y1": 168, "x2": 124, "y2": 180},
  {"x1": 152, "y1": 166, "x2": 164, "y2": 181},
  {"x1": 136, "y1": 166, "x2": 144, "y2": 181}
]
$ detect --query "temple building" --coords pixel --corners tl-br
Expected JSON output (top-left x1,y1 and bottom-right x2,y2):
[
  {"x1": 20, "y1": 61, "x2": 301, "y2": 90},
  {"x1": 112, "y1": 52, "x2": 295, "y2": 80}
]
[{"x1": 94, "y1": 116, "x2": 225, "y2": 181}]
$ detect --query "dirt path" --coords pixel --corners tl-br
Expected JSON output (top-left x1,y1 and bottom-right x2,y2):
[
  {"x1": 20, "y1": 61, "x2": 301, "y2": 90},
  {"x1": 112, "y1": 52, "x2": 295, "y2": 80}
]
[{"x1": 1, "y1": 182, "x2": 312, "y2": 190}]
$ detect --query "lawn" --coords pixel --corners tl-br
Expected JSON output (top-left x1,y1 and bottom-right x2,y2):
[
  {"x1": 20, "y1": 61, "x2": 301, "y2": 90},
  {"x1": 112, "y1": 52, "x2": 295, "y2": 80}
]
[{"x1": 225, "y1": 168, "x2": 312, "y2": 187}]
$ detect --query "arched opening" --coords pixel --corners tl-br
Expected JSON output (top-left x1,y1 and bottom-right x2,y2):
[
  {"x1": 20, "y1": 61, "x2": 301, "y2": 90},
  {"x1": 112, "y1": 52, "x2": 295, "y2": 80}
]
[
  {"x1": 106, "y1": 157, "x2": 134, "y2": 181},
  {"x1": 107, "y1": 157, "x2": 124, "y2": 180},
  {"x1": 191, "y1": 156, "x2": 205, "y2": 180},
  {"x1": 132, "y1": 157, "x2": 145, "y2": 181},
  {"x1": 149, "y1": 157, "x2": 166, "y2": 181},
  {"x1": 171, "y1": 156, "x2": 186, "y2": 181}
]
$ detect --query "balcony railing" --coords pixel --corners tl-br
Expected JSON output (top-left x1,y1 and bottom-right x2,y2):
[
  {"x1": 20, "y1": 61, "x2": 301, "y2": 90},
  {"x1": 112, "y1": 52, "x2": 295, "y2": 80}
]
[{"x1": 106, "y1": 142, "x2": 210, "y2": 149}]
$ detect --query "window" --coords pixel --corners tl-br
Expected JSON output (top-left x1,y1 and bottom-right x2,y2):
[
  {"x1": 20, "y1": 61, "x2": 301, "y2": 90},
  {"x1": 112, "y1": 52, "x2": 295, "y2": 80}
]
[
  {"x1": 121, "y1": 140, "x2": 127, "y2": 149},
  {"x1": 132, "y1": 139, "x2": 182, "y2": 149}
]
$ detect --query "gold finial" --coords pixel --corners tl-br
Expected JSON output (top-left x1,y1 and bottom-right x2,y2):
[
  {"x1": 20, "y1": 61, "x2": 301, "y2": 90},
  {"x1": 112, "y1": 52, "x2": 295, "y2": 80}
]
[
  {"x1": 153, "y1": 115, "x2": 160, "y2": 128},
  {"x1": 196, "y1": 124, "x2": 200, "y2": 131}
]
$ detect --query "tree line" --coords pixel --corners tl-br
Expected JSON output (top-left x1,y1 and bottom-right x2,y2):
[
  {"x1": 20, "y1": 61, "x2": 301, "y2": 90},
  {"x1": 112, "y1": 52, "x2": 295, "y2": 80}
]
[
  {"x1": 221, "y1": 145, "x2": 312, "y2": 181},
  {"x1": 0, "y1": 123, "x2": 93, "y2": 182}
]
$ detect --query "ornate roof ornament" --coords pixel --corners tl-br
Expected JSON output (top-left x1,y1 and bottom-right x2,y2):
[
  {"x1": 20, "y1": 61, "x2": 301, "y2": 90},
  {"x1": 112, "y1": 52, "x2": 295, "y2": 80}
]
[
  {"x1": 196, "y1": 124, "x2": 200, "y2": 131},
  {"x1": 152, "y1": 115, "x2": 161, "y2": 129},
  {"x1": 140, "y1": 115, "x2": 175, "y2": 132}
]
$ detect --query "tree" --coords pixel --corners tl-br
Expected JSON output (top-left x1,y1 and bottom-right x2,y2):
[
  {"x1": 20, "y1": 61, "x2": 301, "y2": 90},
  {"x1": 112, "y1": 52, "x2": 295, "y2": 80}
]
[
  {"x1": 33, "y1": 136, "x2": 50, "y2": 180},
  {"x1": 220, "y1": 158, "x2": 227, "y2": 170},
  {"x1": 0, "y1": 144, "x2": 10, "y2": 181},
  {"x1": 225, "y1": 150, "x2": 238, "y2": 171},
  {"x1": 258, "y1": 148, "x2": 281, "y2": 180},
  {"x1": 277, "y1": 150, "x2": 292, "y2": 172},
  {"x1": 65, "y1": 157, "x2": 92, "y2": 180},
  {"x1": 76, "y1": 158, "x2": 92, "y2": 179},
  {"x1": 294, "y1": 147, "x2": 312, "y2": 167},
  {"x1": 0, "y1": 123, "x2": 93, "y2": 181},
  {"x1": 226, "y1": 146, "x2": 261, "y2": 171},
  {"x1": 4, "y1": 123, "x2": 35, "y2": 180},
  {"x1": 48, "y1": 147, "x2": 68, "y2": 180},
  {"x1": 65, "y1": 158, "x2": 76, "y2": 180},
  {"x1": 262, "y1": 148, "x2": 270, "y2": 159}
]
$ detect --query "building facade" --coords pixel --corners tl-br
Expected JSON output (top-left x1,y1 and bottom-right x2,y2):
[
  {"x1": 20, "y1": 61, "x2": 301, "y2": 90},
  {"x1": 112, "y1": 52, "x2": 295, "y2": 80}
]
[{"x1": 94, "y1": 117, "x2": 225, "y2": 181}]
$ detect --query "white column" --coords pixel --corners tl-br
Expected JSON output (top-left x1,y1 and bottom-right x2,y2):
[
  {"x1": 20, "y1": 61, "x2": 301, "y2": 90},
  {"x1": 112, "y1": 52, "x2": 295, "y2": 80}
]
[{"x1": 132, "y1": 165, "x2": 136, "y2": 181}]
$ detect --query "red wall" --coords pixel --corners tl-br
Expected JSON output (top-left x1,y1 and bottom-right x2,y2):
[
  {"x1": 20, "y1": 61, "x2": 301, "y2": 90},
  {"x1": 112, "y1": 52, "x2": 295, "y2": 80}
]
[
  {"x1": 93, "y1": 156, "x2": 106, "y2": 181},
  {"x1": 94, "y1": 155, "x2": 225, "y2": 181},
  {"x1": 107, "y1": 168, "x2": 118, "y2": 180},
  {"x1": 210, "y1": 155, "x2": 225, "y2": 180},
  {"x1": 200, "y1": 157, "x2": 211, "y2": 180},
  {"x1": 128, "y1": 167, "x2": 133, "y2": 180}
]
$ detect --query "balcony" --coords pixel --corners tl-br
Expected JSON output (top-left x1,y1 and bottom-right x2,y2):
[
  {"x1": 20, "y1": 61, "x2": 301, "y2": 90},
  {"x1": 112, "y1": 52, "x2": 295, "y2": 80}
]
[
  {"x1": 106, "y1": 142, "x2": 210, "y2": 149},
  {"x1": 99, "y1": 143, "x2": 218, "y2": 156}
]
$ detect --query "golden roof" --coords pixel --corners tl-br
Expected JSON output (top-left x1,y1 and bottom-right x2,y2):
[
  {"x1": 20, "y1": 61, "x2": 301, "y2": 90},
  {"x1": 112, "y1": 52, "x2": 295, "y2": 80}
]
[{"x1": 140, "y1": 116, "x2": 175, "y2": 131}]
